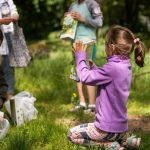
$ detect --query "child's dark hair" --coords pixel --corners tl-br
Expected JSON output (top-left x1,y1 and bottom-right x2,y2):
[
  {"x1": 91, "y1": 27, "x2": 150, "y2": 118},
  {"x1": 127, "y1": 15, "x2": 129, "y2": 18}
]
[
  {"x1": 105, "y1": 25, "x2": 145, "y2": 67},
  {"x1": 0, "y1": 29, "x2": 3, "y2": 45}
]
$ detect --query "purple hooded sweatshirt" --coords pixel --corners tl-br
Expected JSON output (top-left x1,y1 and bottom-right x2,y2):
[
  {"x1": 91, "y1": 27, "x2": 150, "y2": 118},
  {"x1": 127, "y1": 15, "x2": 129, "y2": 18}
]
[{"x1": 75, "y1": 51, "x2": 132, "y2": 133}]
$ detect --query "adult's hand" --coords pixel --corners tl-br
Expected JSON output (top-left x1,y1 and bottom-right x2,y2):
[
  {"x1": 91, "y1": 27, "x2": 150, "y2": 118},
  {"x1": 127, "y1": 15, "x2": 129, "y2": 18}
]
[
  {"x1": 0, "y1": 17, "x2": 15, "y2": 25},
  {"x1": 71, "y1": 12, "x2": 85, "y2": 23}
]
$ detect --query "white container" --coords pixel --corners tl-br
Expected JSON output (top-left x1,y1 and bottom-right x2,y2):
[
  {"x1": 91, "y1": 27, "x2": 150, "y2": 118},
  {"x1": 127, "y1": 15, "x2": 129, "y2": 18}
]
[
  {"x1": 5, "y1": 91, "x2": 38, "y2": 126},
  {"x1": 0, "y1": 111, "x2": 9, "y2": 140}
]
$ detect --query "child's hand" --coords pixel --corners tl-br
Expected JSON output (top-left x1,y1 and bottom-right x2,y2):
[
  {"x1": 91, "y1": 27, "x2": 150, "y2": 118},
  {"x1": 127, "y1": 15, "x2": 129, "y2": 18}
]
[
  {"x1": 71, "y1": 12, "x2": 85, "y2": 23},
  {"x1": 64, "y1": 12, "x2": 70, "y2": 17},
  {"x1": 73, "y1": 41, "x2": 87, "y2": 52},
  {"x1": 88, "y1": 59, "x2": 94, "y2": 69}
]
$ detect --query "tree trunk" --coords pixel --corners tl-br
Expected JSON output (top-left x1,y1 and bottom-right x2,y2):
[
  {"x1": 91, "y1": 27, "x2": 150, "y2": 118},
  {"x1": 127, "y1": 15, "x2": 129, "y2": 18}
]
[{"x1": 124, "y1": 0, "x2": 140, "y2": 29}]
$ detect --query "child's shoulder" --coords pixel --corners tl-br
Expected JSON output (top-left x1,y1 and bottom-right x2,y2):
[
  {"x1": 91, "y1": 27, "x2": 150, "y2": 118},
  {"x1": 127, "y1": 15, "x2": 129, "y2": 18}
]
[
  {"x1": 85, "y1": 0, "x2": 100, "y2": 7},
  {"x1": 85, "y1": 0, "x2": 100, "y2": 12}
]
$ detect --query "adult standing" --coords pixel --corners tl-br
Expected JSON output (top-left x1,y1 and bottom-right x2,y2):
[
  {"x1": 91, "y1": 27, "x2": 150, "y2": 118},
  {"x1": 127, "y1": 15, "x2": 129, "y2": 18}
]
[
  {"x1": 0, "y1": 29, "x2": 8, "y2": 110},
  {"x1": 0, "y1": 0, "x2": 19, "y2": 100}
]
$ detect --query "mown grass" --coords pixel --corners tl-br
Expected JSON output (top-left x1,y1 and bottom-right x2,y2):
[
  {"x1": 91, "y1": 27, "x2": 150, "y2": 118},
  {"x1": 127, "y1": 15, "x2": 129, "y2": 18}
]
[{"x1": 0, "y1": 31, "x2": 150, "y2": 149}]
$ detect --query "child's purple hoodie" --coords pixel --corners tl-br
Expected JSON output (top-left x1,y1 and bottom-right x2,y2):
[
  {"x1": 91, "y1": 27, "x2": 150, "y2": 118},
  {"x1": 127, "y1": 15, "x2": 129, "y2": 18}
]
[{"x1": 75, "y1": 51, "x2": 132, "y2": 133}]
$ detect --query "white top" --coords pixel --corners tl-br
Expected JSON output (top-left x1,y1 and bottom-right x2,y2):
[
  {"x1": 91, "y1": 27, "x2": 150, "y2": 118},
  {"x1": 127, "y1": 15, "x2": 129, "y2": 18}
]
[
  {"x1": 0, "y1": 0, "x2": 18, "y2": 33},
  {"x1": 0, "y1": 0, "x2": 18, "y2": 55}
]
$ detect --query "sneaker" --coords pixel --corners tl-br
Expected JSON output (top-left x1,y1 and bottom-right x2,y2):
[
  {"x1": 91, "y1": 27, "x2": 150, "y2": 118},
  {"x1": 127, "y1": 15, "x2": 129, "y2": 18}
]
[
  {"x1": 120, "y1": 135, "x2": 141, "y2": 149},
  {"x1": 127, "y1": 135, "x2": 141, "y2": 149},
  {"x1": 84, "y1": 106, "x2": 95, "y2": 114},
  {"x1": 107, "y1": 142, "x2": 124, "y2": 150},
  {"x1": 70, "y1": 105, "x2": 86, "y2": 112}
]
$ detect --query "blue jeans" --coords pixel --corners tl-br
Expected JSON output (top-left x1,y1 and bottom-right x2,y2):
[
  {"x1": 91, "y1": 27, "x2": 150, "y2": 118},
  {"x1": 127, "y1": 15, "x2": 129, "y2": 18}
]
[{"x1": 2, "y1": 33, "x2": 15, "y2": 95}]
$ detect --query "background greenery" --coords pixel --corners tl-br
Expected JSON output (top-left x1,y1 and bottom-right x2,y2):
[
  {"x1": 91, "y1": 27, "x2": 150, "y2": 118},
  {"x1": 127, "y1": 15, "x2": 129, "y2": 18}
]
[
  {"x1": 14, "y1": 0, "x2": 150, "y2": 39},
  {"x1": 0, "y1": 31, "x2": 149, "y2": 149},
  {"x1": 0, "y1": 0, "x2": 150, "y2": 149}
]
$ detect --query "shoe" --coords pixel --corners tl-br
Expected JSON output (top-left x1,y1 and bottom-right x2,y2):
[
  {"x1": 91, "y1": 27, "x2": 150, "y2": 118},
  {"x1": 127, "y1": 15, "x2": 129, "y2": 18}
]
[
  {"x1": 75, "y1": 104, "x2": 86, "y2": 109},
  {"x1": 127, "y1": 135, "x2": 141, "y2": 149},
  {"x1": 70, "y1": 104, "x2": 86, "y2": 112},
  {"x1": 84, "y1": 106, "x2": 95, "y2": 114},
  {"x1": 107, "y1": 142, "x2": 125, "y2": 150}
]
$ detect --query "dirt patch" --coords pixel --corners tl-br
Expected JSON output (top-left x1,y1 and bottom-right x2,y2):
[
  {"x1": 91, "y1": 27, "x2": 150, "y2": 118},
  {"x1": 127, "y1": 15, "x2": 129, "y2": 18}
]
[
  {"x1": 128, "y1": 115, "x2": 150, "y2": 132},
  {"x1": 63, "y1": 115, "x2": 150, "y2": 133},
  {"x1": 28, "y1": 43, "x2": 50, "y2": 59},
  {"x1": 57, "y1": 113, "x2": 150, "y2": 133}
]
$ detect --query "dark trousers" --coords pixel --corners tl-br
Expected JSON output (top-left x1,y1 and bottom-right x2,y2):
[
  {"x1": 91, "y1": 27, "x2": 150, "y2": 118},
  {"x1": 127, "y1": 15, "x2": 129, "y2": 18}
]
[{"x1": 0, "y1": 58, "x2": 8, "y2": 110}]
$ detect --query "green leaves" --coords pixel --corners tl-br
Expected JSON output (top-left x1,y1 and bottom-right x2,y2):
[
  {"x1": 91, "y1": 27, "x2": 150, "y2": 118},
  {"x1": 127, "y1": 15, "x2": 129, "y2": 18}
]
[{"x1": 14, "y1": 0, "x2": 150, "y2": 38}]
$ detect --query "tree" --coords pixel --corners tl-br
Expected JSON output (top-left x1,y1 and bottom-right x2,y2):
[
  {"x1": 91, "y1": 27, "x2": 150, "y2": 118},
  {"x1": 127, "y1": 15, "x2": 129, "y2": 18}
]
[
  {"x1": 15, "y1": 0, "x2": 65, "y2": 38},
  {"x1": 124, "y1": 0, "x2": 140, "y2": 30},
  {"x1": 14, "y1": 0, "x2": 150, "y2": 39}
]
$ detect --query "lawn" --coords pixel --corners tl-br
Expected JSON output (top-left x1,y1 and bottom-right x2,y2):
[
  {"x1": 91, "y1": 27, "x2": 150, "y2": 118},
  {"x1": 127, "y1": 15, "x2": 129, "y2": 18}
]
[{"x1": 0, "y1": 31, "x2": 150, "y2": 150}]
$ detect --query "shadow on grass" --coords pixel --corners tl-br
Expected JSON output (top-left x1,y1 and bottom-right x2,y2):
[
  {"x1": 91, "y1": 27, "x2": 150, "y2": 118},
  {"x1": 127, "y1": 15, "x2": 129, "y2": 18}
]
[{"x1": 12, "y1": 39, "x2": 150, "y2": 150}]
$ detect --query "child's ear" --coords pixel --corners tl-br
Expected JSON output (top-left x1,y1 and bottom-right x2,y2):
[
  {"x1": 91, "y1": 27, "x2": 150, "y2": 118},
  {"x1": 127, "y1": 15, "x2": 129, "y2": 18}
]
[{"x1": 110, "y1": 44, "x2": 116, "y2": 54}]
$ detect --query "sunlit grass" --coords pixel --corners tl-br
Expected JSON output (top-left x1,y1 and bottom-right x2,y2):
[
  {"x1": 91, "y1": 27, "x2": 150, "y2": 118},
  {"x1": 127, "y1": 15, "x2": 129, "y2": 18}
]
[{"x1": 0, "y1": 31, "x2": 150, "y2": 149}]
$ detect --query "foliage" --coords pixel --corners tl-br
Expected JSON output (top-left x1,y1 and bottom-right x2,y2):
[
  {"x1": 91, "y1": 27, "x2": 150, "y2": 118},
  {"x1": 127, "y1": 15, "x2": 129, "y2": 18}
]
[
  {"x1": 13, "y1": 0, "x2": 150, "y2": 39},
  {"x1": 15, "y1": 0, "x2": 66, "y2": 38},
  {"x1": 101, "y1": 0, "x2": 150, "y2": 32},
  {"x1": 0, "y1": 32, "x2": 150, "y2": 149}
]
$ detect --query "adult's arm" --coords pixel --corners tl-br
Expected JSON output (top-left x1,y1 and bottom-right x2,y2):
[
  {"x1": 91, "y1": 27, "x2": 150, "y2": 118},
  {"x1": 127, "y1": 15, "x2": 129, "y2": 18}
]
[
  {"x1": 0, "y1": 0, "x2": 19, "y2": 25},
  {"x1": 0, "y1": 18, "x2": 15, "y2": 25}
]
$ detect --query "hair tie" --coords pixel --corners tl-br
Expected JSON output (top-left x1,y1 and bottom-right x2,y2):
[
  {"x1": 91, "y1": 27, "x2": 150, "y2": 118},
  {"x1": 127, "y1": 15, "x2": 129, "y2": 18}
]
[{"x1": 134, "y1": 38, "x2": 140, "y2": 44}]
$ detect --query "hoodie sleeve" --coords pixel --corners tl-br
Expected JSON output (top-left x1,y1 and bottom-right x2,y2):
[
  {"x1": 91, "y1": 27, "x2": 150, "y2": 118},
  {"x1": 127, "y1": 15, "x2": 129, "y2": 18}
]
[
  {"x1": 85, "y1": 0, "x2": 103, "y2": 28},
  {"x1": 75, "y1": 51, "x2": 113, "y2": 86}
]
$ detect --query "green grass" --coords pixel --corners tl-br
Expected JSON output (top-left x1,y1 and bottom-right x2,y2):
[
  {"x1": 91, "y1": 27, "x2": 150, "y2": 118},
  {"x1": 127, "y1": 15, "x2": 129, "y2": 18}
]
[{"x1": 0, "y1": 31, "x2": 150, "y2": 149}]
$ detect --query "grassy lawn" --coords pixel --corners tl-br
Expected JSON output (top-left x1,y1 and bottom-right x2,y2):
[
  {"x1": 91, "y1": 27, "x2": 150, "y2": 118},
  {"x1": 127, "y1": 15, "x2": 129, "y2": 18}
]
[{"x1": 0, "y1": 31, "x2": 150, "y2": 149}]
